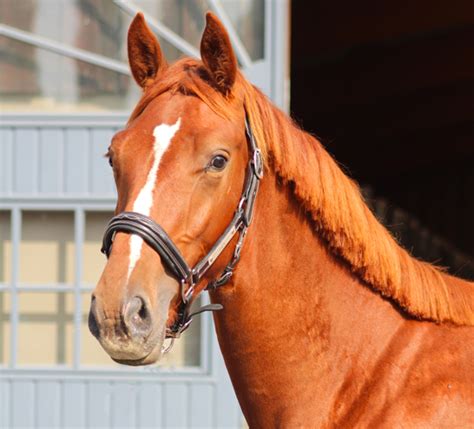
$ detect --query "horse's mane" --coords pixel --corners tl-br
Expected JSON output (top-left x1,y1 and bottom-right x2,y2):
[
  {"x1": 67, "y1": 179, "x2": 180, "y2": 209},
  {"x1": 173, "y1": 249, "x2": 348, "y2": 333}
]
[{"x1": 132, "y1": 59, "x2": 474, "y2": 326}]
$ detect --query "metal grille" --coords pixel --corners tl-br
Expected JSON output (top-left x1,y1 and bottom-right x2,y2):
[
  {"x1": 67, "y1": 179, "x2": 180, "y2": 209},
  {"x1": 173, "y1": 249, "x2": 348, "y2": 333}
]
[{"x1": 1, "y1": 206, "x2": 104, "y2": 369}]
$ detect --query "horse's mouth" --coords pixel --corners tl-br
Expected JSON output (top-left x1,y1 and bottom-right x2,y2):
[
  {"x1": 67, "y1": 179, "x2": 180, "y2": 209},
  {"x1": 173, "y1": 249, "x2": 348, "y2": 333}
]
[
  {"x1": 112, "y1": 350, "x2": 159, "y2": 366},
  {"x1": 99, "y1": 324, "x2": 168, "y2": 366},
  {"x1": 111, "y1": 337, "x2": 164, "y2": 366}
]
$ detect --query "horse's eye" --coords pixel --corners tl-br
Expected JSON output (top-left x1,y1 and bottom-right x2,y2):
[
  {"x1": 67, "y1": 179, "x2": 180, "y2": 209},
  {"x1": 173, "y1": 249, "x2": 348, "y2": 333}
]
[
  {"x1": 209, "y1": 155, "x2": 228, "y2": 171},
  {"x1": 108, "y1": 157, "x2": 113, "y2": 168}
]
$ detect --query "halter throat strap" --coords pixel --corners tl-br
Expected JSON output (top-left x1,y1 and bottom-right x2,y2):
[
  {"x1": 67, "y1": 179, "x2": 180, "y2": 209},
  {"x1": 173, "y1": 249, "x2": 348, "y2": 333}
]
[{"x1": 100, "y1": 112, "x2": 263, "y2": 339}]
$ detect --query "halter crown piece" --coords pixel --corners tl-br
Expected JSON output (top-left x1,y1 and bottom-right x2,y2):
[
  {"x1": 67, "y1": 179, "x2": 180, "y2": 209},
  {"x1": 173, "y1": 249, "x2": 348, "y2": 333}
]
[{"x1": 101, "y1": 110, "x2": 263, "y2": 347}]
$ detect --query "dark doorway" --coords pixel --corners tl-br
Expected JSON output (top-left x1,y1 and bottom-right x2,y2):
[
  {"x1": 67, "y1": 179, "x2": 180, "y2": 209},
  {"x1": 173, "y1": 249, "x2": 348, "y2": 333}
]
[{"x1": 291, "y1": 0, "x2": 474, "y2": 279}]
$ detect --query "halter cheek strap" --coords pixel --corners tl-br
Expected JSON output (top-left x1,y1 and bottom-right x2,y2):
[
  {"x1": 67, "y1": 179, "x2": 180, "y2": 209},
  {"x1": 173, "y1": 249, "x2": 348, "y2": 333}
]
[{"x1": 101, "y1": 112, "x2": 263, "y2": 342}]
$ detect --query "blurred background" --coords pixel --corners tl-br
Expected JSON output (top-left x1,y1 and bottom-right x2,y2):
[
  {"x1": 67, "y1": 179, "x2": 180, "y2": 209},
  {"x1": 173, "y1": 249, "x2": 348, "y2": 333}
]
[
  {"x1": 291, "y1": 0, "x2": 474, "y2": 281},
  {"x1": 0, "y1": 0, "x2": 472, "y2": 428}
]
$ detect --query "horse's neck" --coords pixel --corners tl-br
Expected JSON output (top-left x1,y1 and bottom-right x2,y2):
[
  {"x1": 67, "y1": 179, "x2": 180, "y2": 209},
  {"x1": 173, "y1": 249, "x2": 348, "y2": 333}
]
[{"x1": 211, "y1": 172, "x2": 406, "y2": 425}]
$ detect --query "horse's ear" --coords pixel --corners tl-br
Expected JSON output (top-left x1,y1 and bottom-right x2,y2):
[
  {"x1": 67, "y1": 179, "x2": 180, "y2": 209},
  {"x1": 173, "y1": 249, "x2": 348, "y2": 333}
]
[
  {"x1": 127, "y1": 13, "x2": 167, "y2": 89},
  {"x1": 200, "y1": 12, "x2": 237, "y2": 96}
]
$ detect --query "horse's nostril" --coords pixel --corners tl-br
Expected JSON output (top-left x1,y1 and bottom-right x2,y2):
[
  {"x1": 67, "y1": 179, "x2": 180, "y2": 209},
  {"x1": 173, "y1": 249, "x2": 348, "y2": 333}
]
[
  {"x1": 124, "y1": 296, "x2": 152, "y2": 337},
  {"x1": 88, "y1": 295, "x2": 100, "y2": 338},
  {"x1": 138, "y1": 299, "x2": 148, "y2": 320}
]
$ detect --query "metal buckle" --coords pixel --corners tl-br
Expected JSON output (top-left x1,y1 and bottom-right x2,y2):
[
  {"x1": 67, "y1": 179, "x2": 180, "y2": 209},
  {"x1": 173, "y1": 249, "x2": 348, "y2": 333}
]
[
  {"x1": 161, "y1": 337, "x2": 175, "y2": 354},
  {"x1": 180, "y1": 278, "x2": 195, "y2": 304},
  {"x1": 184, "y1": 283, "x2": 195, "y2": 303},
  {"x1": 252, "y1": 149, "x2": 264, "y2": 179},
  {"x1": 207, "y1": 270, "x2": 233, "y2": 290}
]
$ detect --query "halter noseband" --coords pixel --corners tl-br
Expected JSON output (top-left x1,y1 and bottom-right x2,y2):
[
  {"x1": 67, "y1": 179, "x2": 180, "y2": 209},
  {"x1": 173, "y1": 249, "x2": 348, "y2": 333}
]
[{"x1": 101, "y1": 112, "x2": 263, "y2": 343}]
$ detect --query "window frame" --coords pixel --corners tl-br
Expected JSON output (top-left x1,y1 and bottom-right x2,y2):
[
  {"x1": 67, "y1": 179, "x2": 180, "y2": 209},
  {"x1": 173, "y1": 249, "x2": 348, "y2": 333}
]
[{"x1": 0, "y1": 203, "x2": 214, "y2": 380}]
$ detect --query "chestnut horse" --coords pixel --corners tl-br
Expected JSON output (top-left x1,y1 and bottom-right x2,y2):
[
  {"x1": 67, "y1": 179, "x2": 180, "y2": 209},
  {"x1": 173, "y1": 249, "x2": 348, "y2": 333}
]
[{"x1": 89, "y1": 12, "x2": 474, "y2": 427}]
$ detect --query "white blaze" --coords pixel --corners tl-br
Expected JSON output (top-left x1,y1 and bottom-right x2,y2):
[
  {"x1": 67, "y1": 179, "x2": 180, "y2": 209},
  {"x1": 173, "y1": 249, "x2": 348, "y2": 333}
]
[{"x1": 127, "y1": 118, "x2": 181, "y2": 280}]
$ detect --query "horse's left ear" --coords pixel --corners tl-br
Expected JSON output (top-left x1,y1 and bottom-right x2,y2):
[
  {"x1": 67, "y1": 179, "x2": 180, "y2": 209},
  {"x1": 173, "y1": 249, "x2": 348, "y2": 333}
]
[{"x1": 200, "y1": 12, "x2": 237, "y2": 96}]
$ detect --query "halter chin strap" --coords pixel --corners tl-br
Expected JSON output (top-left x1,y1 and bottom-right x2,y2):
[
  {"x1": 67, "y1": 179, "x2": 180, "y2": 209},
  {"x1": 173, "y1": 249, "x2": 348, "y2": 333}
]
[{"x1": 101, "y1": 112, "x2": 263, "y2": 342}]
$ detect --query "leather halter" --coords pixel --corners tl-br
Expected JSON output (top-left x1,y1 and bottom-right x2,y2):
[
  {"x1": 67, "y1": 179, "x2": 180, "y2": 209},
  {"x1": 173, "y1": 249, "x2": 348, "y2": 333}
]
[{"x1": 101, "y1": 113, "x2": 263, "y2": 342}]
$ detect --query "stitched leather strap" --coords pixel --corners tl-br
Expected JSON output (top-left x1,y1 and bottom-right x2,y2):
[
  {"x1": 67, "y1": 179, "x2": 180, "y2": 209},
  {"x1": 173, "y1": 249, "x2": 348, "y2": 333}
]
[{"x1": 102, "y1": 211, "x2": 192, "y2": 281}]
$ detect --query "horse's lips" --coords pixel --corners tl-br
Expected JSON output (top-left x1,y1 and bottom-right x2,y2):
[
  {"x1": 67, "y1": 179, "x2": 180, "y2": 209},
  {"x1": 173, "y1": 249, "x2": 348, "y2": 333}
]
[
  {"x1": 111, "y1": 328, "x2": 166, "y2": 366},
  {"x1": 110, "y1": 278, "x2": 177, "y2": 366},
  {"x1": 112, "y1": 346, "x2": 162, "y2": 366}
]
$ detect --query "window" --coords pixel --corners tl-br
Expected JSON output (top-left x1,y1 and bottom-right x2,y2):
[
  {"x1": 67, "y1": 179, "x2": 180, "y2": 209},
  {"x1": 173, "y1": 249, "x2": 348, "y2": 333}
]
[
  {"x1": 0, "y1": 209, "x2": 202, "y2": 369},
  {"x1": 0, "y1": 0, "x2": 265, "y2": 111}
]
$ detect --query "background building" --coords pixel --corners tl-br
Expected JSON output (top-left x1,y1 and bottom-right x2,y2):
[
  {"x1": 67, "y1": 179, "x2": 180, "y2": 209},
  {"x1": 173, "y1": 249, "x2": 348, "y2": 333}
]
[
  {"x1": 1, "y1": 1, "x2": 472, "y2": 428},
  {"x1": 0, "y1": 1, "x2": 288, "y2": 427},
  {"x1": 291, "y1": 0, "x2": 474, "y2": 280}
]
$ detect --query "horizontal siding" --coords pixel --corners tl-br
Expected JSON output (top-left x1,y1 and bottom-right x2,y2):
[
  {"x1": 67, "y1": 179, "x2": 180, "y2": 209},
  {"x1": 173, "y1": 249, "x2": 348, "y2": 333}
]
[
  {"x1": 14, "y1": 129, "x2": 39, "y2": 194},
  {"x1": 137, "y1": 383, "x2": 162, "y2": 428},
  {"x1": 87, "y1": 381, "x2": 112, "y2": 428},
  {"x1": 0, "y1": 128, "x2": 13, "y2": 195},
  {"x1": 0, "y1": 125, "x2": 117, "y2": 199},
  {"x1": 0, "y1": 378, "x2": 241, "y2": 428},
  {"x1": 163, "y1": 383, "x2": 189, "y2": 428},
  {"x1": 37, "y1": 381, "x2": 61, "y2": 428},
  {"x1": 64, "y1": 128, "x2": 90, "y2": 194},
  {"x1": 62, "y1": 381, "x2": 86, "y2": 428},
  {"x1": 110, "y1": 381, "x2": 138, "y2": 428},
  {"x1": 0, "y1": 326, "x2": 240, "y2": 429},
  {"x1": 189, "y1": 383, "x2": 214, "y2": 428},
  {"x1": 39, "y1": 129, "x2": 63, "y2": 194},
  {"x1": 11, "y1": 380, "x2": 35, "y2": 428},
  {"x1": 0, "y1": 379, "x2": 11, "y2": 428}
]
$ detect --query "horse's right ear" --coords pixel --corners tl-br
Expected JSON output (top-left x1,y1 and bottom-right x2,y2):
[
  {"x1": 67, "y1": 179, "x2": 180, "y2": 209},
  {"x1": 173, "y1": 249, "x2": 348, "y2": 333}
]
[{"x1": 127, "y1": 13, "x2": 167, "y2": 89}]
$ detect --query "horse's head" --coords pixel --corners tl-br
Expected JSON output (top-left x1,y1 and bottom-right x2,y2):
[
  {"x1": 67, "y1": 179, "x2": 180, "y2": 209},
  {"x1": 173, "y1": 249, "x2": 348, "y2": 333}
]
[{"x1": 88, "y1": 12, "x2": 256, "y2": 365}]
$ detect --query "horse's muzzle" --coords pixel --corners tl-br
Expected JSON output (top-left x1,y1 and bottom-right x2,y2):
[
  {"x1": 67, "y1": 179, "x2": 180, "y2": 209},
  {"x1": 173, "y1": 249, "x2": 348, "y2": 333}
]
[{"x1": 88, "y1": 293, "x2": 164, "y2": 364}]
